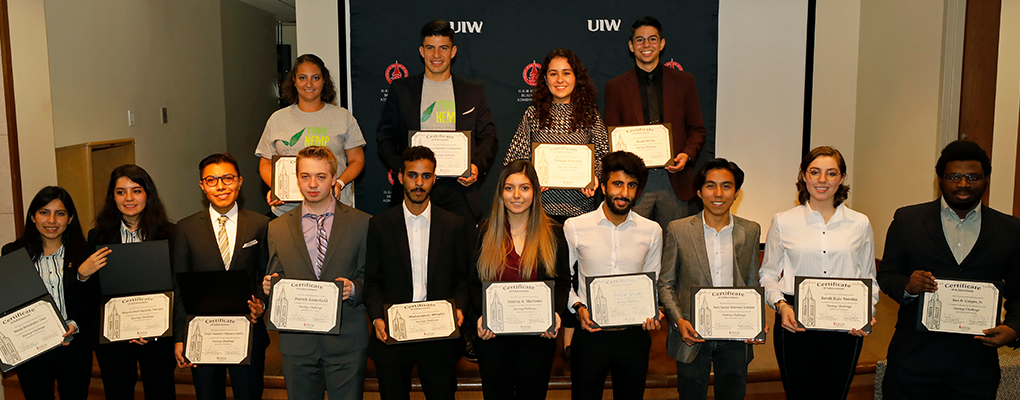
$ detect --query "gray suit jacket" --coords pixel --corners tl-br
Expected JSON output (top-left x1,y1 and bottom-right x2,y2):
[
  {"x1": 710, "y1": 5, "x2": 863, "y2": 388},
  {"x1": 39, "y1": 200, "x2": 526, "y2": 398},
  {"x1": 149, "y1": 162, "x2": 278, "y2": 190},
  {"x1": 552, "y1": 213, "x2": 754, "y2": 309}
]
[
  {"x1": 658, "y1": 211, "x2": 761, "y2": 363},
  {"x1": 267, "y1": 202, "x2": 370, "y2": 357}
]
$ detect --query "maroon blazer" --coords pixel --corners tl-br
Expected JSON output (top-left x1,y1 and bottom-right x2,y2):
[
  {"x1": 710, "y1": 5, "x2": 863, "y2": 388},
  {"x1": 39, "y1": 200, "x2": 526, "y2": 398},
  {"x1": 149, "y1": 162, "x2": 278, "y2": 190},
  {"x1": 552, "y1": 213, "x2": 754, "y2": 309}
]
[{"x1": 603, "y1": 66, "x2": 706, "y2": 201}]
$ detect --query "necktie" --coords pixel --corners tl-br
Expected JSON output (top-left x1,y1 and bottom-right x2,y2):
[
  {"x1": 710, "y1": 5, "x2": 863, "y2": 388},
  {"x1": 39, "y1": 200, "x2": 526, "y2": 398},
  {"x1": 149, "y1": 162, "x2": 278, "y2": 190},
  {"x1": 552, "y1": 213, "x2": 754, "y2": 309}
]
[
  {"x1": 647, "y1": 73, "x2": 661, "y2": 124},
  {"x1": 314, "y1": 214, "x2": 329, "y2": 279},
  {"x1": 217, "y1": 216, "x2": 230, "y2": 269}
]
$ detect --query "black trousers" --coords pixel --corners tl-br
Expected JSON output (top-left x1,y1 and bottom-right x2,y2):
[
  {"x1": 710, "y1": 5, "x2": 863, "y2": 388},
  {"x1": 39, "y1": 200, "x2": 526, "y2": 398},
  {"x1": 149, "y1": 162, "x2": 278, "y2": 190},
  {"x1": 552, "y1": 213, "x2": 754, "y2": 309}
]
[
  {"x1": 773, "y1": 318, "x2": 863, "y2": 400},
  {"x1": 95, "y1": 338, "x2": 177, "y2": 400},
  {"x1": 374, "y1": 339, "x2": 460, "y2": 400},
  {"x1": 570, "y1": 327, "x2": 651, "y2": 400},
  {"x1": 14, "y1": 343, "x2": 92, "y2": 400},
  {"x1": 191, "y1": 326, "x2": 270, "y2": 400},
  {"x1": 676, "y1": 341, "x2": 750, "y2": 400},
  {"x1": 476, "y1": 335, "x2": 556, "y2": 400}
]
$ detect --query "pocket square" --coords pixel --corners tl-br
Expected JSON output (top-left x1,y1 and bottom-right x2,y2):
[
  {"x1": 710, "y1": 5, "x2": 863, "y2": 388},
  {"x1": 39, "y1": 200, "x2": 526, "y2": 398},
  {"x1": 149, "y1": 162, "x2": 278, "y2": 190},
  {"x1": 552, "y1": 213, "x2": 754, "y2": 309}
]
[
  {"x1": 462, "y1": 107, "x2": 475, "y2": 115},
  {"x1": 242, "y1": 239, "x2": 258, "y2": 249}
]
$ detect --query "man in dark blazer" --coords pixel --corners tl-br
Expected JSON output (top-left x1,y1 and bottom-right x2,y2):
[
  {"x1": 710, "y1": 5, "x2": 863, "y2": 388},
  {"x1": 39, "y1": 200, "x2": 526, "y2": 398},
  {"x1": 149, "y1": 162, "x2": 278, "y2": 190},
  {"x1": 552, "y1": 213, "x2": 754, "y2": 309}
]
[
  {"x1": 261, "y1": 146, "x2": 371, "y2": 400},
  {"x1": 365, "y1": 146, "x2": 470, "y2": 400},
  {"x1": 172, "y1": 153, "x2": 271, "y2": 400},
  {"x1": 877, "y1": 140, "x2": 1020, "y2": 399},
  {"x1": 658, "y1": 159, "x2": 763, "y2": 400},
  {"x1": 604, "y1": 16, "x2": 707, "y2": 230},
  {"x1": 376, "y1": 19, "x2": 498, "y2": 223}
]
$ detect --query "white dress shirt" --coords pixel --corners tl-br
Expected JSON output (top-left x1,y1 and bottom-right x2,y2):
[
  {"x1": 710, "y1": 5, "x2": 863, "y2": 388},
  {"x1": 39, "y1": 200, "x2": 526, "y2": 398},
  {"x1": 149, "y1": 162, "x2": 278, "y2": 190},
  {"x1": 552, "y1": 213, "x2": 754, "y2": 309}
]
[
  {"x1": 120, "y1": 221, "x2": 142, "y2": 243},
  {"x1": 759, "y1": 203, "x2": 878, "y2": 314},
  {"x1": 209, "y1": 203, "x2": 239, "y2": 264},
  {"x1": 940, "y1": 197, "x2": 981, "y2": 264},
  {"x1": 403, "y1": 201, "x2": 432, "y2": 302},
  {"x1": 565, "y1": 203, "x2": 662, "y2": 311},
  {"x1": 37, "y1": 246, "x2": 68, "y2": 321},
  {"x1": 703, "y1": 213, "x2": 735, "y2": 287}
]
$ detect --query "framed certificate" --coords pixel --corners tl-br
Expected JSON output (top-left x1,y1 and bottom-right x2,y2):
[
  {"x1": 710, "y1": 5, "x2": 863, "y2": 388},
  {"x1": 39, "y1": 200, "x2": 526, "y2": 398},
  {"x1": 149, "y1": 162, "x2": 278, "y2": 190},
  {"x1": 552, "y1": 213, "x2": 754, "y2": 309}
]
[
  {"x1": 266, "y1": 277, "x2": 343, "y2": 335},
  {"x1": 690, "y1": 287, "x2": 766, "y2": 341},
  {"x1": 482, "y1": 281, "x2": 556, "y2": 335},
  {"x1": 0, "y1": 296, "x2": 70, "y2": 373},
  {"x1": 917, "y1": 278, "x2": 1002, "y2": 335},
  {"x1": 100, "y1": 291, "x2": 174, "y2": 344},
  {"x1": 794, "y1": 277, "x2": 872, "y2": 333},
  {"x1": 409, "y1": 131, "x2": 472, "y2": 177},
  {"x1": 608, "y1": 123, "x2": 674, "y2": 168},
  {"x1": 531, "y1": 143, "x2": 597, "y2": 190},
  {"x1": 183, "y1": 315, "x2": 253, "y2": 365},
  {"x1": 271, "y1": 156, "x2": 302, "y2": 202},
  {"x1": 584, "y1": 272, "x2": 658, "y2": 329},
  {"x1": 384, "y1": 299, "x2": 460, "y2": 344}
]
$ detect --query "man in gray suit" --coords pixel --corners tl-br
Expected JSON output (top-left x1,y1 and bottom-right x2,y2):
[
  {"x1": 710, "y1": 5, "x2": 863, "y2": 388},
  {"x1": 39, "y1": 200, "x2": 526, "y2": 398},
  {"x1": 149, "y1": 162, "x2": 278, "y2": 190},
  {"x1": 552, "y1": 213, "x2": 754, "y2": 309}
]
[
  {"x1": 657, "y1": 158, "x2": 764, "y2": 400},
  {"x1": 261, "y1": 146, "x2": 371, "y2": 400}
]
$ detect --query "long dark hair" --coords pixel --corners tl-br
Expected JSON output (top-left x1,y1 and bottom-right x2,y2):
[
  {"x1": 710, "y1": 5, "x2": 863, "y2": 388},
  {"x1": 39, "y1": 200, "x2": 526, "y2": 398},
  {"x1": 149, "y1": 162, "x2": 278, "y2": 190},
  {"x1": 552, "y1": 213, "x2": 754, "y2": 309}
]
[
  {"x1": 532, "y1": 48, "x2": 599, "y2": 132},
  {"x1": 94, "y1": 164, "x2": 172, "y2": 242},
  {"x1": 281, "y1": 54, "x2": 337, "y2": 106},
  {"x1": 17, "y1": 186, "x2": 88, "y2": 264}
]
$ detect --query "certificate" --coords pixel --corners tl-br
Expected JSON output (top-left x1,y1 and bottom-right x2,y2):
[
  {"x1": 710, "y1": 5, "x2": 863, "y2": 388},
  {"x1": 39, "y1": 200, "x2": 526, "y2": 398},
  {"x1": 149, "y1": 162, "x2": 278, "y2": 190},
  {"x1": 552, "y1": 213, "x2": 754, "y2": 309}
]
[
  {"x1": 918, "y1": 278, "x2": 1002, "y2": 335},
  {"x1": 794, "y1": 277, "x2": 872, "y2": 333},
  {"x1": 482, "y1": 281, "x2": 555, "y2": 335},
  {"x1": 0, "y1": 297, "x2": 68, "y2": 373},
  {"x1": 266, "y1": 277, "x2": 342, "y2": 334},
  {"x1": 531, "y1": 143, "x2": 596, "y2": 190},
  {"x1": 271, "y1": 156, "x2": 302, "y2": 202},
  {"x1": 184, "y1": 316, "x2": 252, "y2": 365},
  {"x1": 385, "y1": 299, "x2": 459, "y2": 344},
  {"x1": 409, "y1": 131, "x2": 472, "y2": 177},
  {"x1": 585, "y1": 272, "x2": 658, "y2": 329},
  {"x1": 690, "y1": 287, "x2": 766, "y2": 341},
  {"x1": 608, "y1": 124, "x2": 674, "y2": 167},
  {"x1": 101, "y1": 292, "x2": 173, "y2": 343}
]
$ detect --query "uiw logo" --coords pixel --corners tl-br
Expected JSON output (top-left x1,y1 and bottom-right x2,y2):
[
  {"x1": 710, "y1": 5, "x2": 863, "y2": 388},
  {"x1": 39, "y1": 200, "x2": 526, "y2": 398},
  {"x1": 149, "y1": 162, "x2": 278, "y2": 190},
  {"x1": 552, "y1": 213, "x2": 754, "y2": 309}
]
[
  {"x1": 587, "y1": 19, "x2": 621, "y2": 32},
  {"x1": 451, "y1": 21, "x2": 484, "y2": 34}
]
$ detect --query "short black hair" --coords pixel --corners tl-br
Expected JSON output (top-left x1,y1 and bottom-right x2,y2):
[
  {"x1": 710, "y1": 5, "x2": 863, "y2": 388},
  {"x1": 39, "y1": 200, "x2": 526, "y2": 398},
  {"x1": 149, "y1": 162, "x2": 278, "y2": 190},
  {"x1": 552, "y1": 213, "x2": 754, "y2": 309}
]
[
  {"x1": 420, "y1": 20, "x2": 455, "y2": 46},
  {"x1": 601, "y1": 151, "x2": 649, "y2": 193},
  {"x1": 694, "y1": 158, "x2": 745, "y2": 191},
  {"x1": 400, "y1": 146, "x2": 437, "y2": 173},
  {"x1": 198, "y1": 153, "x2": 240, "y2": 176},
  {"x1": 936, "y1": 140, "x2": 991, "y2": 176},
  {"x1": 630, "y1": 16, "x2": 663, "y2": 40}
]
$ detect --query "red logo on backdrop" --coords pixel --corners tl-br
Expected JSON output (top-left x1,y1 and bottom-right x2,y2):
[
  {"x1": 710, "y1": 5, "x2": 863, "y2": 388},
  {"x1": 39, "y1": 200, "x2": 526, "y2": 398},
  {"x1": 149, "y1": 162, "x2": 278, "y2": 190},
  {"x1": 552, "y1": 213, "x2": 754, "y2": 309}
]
[
  {"x1": 664, "y1": 59, "x2": 683, "y2": 71},
  {"x1": 387, "y1": 170, "x2": 395, "y2": 185},
  {"x1": 522, "y1": 61, "x2": 542, "y2": 86},
  {"x1": 385, "y1": 61, "x2": 409, "y2": 84}
]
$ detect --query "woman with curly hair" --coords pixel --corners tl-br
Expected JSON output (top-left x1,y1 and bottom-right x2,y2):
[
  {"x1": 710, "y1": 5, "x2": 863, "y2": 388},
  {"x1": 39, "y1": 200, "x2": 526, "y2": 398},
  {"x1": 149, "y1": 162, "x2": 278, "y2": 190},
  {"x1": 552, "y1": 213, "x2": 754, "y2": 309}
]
[{"x1": 503, "y1": 48, "x2": 609, "y2": 222}]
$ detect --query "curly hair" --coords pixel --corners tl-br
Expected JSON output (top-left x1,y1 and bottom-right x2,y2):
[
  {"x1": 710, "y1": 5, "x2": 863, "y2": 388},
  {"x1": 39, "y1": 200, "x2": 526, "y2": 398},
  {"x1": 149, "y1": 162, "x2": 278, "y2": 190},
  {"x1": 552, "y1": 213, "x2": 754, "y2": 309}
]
[
  {"x1": 281, "y1": 54, "x2": 337, "y2": 106},
  {"x1": 531, "y1": 48, "x2": 599, "y2": 132}
]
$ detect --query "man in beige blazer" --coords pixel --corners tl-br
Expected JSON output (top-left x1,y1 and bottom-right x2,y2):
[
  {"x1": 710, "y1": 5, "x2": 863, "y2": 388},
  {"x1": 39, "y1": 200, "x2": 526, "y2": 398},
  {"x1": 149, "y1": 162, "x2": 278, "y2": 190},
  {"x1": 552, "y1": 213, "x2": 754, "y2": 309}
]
[{"x1": 658, "y1": 158, "x2": 763, "y2": 400}]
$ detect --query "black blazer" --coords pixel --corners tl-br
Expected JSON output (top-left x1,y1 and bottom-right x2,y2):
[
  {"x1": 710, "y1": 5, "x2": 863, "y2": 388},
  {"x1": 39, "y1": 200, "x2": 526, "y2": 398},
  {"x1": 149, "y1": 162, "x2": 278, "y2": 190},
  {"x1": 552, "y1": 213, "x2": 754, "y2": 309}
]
[
  {"x1": 468, "y1": 220, "x2": 570, "y2": 324},
  {"x1": 171, "y1": 208, "x2": 270, "y2": 342},
  {"x1": 376, "y1": 74, "x2": 499, "y2": 218},
  {"x1": 877, "y1": 199, "x2": 1020, "y2": 380}
]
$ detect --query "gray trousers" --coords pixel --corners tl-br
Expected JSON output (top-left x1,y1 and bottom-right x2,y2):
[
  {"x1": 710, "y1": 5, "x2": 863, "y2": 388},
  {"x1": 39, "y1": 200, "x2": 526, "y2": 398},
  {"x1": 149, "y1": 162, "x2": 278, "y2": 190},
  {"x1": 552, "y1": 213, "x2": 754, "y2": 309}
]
[
  {"x1": 633, "y1": 168, "x2": 691, "y2": 230},
  {"x1": 280, "y1": 344, "x2": 367, "y2": 400}
]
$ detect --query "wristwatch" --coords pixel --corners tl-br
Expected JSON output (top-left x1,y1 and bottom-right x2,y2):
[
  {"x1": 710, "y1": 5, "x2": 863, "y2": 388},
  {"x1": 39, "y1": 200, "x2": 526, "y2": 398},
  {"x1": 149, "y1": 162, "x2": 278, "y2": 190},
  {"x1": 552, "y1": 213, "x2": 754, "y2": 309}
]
[
  {"x1": 774, "y1": 299, "x2": 789, "y2": 313},
  {"x1": 572, "y1": 302, "x2": 586, "y2": 313}
]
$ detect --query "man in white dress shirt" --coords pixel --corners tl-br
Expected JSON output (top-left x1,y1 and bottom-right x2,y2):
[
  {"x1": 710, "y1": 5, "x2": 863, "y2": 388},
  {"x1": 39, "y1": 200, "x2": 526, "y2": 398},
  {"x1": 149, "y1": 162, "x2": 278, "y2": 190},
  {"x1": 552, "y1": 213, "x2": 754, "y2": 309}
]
[{"x1": 565, "y1": 151, "x2": 663, "y2": 400}]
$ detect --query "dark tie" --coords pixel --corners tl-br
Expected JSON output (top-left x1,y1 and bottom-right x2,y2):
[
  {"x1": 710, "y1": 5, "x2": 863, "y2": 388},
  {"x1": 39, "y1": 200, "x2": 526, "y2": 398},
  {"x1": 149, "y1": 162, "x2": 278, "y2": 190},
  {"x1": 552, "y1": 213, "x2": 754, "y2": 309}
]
[{"x1": 647, "y1": 73, "x2": 661, "y2": 124}]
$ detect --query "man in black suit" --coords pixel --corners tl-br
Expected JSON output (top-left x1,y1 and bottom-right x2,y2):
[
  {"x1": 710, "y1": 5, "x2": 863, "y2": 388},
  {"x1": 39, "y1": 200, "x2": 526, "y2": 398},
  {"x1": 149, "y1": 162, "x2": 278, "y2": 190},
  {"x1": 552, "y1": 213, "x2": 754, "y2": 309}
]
[
  {"x1": 365, "y1": 146, "x2": 470, "y2": 400},
  {"x1": 376, "y1": 19, "x2": 498, "y2": 223},
  {"x1": 172, "y1": 153, "x2": 271, "y2": 400},
  {"x1": 877, "y1": 140, "x2": 1020, "y2": 399}
]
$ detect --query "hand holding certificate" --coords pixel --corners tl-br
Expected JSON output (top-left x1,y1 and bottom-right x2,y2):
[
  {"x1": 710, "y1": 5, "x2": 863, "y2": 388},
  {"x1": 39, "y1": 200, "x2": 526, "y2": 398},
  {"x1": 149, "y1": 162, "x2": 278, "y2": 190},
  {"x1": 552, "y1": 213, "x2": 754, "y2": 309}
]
[
  {"x1": 608, "y1": 124, "x2": 674, "y2": 167},
  {"x1": 531, "y1": 143, "x2": 596, "y2": 190},
  {"x1": 410, "y1": 131, "x2": 472, "y2": 177},
  {"x1": 482, "y1": 281, "x2": 555, "y2": 335},
  {"x1": 0, "y1": 298, "x2": 69, "y2": 372},
  {"x1": 690, "y1": 287, "x2": 766, "y2": 341},
  {"x1": 794, "y1": 277, "x2": 872, "y2": 333},
  {"x1": 384, "y1": 300, "x2": 459, "y2": 344},
  {"x1": 584, "y1": 273, "x2": 658, "y2": 329},
  {"x1": 918, "y1": 278, "x2": 1001, "y2": 336},
  {"x1": 183, "y1": 316, "x2": 252, "y2": 365},
  {"x1": 266, "y1": 277, "x2": 342, "y2": 334}
]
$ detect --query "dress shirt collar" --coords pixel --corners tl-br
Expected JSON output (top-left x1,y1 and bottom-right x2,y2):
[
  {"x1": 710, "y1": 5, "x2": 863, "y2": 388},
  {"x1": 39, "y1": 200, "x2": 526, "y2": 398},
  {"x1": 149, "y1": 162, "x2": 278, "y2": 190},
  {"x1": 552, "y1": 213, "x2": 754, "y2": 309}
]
[
  {"x1": 402, "y1": 200, "x2": 432, "y2": 224},
  {"x1": 635, "y1": 64, "x2": 663, "y2": 83},
  {"x1": 940, "y1": 196, "x2": 981, "y2": 222},
  {"x1": 702, "y1": 212, "x2": 734, "y2": 233},
  {"x1": 208, "y1": 203, "x2": 238, "y2": 222},
  {"x1": 802, "y1": 203, "x2": 853, "y2": 225},
  {"x1": 302, "y1": 197, "x2": 336, "y2": 218},
  {"x1": 596, "y1": 202, "x2": 636, "y2": 228},
  {"x1": 120, "y1": 220, "x2": 141, "y2": 242},
  {"x1": 40, "y1": 245, "x2": 65, "y2": 260}
]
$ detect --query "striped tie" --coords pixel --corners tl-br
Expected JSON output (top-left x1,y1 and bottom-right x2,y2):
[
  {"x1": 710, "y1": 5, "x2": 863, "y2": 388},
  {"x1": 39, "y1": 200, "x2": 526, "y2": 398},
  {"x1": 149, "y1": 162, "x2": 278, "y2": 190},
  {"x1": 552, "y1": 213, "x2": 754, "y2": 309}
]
[
  {"x1": 314, "y1": 214, "x2": 329, "y2": 279},
  {"x1": 217, "y1": 216, "x2": 230, "y2": 269}
]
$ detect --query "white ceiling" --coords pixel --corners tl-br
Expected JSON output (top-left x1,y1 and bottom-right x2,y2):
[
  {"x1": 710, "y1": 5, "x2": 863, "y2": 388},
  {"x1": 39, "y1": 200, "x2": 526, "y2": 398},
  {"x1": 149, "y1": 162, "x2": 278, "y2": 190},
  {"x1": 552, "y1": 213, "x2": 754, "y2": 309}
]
[{"x1": 238, "y1": 0, "x2": 296, "y2": 18}]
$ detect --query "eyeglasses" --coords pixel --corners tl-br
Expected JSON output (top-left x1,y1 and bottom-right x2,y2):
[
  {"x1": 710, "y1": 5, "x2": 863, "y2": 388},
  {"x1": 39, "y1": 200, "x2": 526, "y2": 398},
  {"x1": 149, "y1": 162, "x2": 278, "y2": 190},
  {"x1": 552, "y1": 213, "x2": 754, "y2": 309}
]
[
  {"x1": 941, "y1": 173, "x2": 985, "y2": 183},
  {"x1": 201, "y1": 174, "x2": 238, "y2": 187},
  {"x1": 632, "y1": 36, "x2": 661, "y2": 46}
]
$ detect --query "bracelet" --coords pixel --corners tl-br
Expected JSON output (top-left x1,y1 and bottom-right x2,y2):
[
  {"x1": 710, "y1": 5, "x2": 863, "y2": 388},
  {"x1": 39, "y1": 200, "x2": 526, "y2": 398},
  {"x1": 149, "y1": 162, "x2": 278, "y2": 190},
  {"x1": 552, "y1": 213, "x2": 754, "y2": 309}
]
[{"x1": 77, "y1": 272, "x2": 91, "y2": 281}]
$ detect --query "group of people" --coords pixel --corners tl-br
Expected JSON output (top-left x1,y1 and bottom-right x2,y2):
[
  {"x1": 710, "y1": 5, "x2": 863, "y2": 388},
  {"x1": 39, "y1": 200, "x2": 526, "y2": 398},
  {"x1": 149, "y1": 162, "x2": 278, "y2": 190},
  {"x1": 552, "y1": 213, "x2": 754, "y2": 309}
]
[{"x1": 4, "y1": 15, "x2": 1019, "y2": 400}]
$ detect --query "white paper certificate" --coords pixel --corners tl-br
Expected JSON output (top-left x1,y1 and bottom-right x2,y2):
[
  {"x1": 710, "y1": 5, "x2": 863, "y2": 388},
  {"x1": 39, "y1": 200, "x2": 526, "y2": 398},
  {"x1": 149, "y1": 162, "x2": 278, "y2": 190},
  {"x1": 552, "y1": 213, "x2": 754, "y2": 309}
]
[
  {"x1": 386, "y1": 300, "x2": 458, "y2": 343},
  {"x1": 268, "y1": 279, "x2": 340, "y2": 333},
  {"x1": 483, "y1": 281, "x2": 555, "y2": 335},
  {"x1": 919, "y1": 279, "x2": 1001, "y2": 335},
  {"x1": 585, "y1": 273, "x2": 658, "y2": 328},
  {"x1": 531, "y1": 143, "x2": 596, "y2": 189},
  {"x1": 0, "y1": 299, "x2": 66, "y2": 369},
  {"x1": 102, "y1": 293, "x2": 172, "y2": 342},
  {"x1": 272, "y1": 156, "x2": 302, "y2": 202},
  {"x1": 691, "y1": 287, "x2": 765, "y2": 341},
  {"x1": 795, "y1": 278, "x2": 872, "y2": 332},
  {"x1": 609, "y1": 124, "x2": 674, "y2": 167},
  {"x1": 185, "y1": 316, "x2": 251, "y2": 365},
  {"x1": 410, "y1": 131, "x2": 471, "y2": 177}
]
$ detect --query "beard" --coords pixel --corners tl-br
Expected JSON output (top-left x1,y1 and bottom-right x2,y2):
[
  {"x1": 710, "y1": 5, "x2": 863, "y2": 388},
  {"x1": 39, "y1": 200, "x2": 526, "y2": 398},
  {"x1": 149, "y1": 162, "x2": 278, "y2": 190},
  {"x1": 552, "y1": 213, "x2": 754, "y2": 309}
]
[
  {"x1": 606, "y1": 196, "x2": 633, "y2": 216},
  {"x1": 404, "y1": 187, "x2": 430, "y2": 204}
]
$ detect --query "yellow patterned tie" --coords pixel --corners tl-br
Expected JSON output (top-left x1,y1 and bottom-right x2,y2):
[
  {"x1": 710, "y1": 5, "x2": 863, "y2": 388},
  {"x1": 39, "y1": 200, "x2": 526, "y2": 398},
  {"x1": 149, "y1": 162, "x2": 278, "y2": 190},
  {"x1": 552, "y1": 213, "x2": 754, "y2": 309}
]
[{"x1": 217, "y1": 216, "x2": 230, "y2": 270}]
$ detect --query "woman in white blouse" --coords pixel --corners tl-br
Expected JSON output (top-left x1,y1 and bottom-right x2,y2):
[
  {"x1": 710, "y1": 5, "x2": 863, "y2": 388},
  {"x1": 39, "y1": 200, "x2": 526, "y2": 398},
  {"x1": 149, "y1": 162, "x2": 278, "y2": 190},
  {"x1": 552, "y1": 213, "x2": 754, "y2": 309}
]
[{"x1": 758, "y1": 146, "x2": 877, "y2": 400}]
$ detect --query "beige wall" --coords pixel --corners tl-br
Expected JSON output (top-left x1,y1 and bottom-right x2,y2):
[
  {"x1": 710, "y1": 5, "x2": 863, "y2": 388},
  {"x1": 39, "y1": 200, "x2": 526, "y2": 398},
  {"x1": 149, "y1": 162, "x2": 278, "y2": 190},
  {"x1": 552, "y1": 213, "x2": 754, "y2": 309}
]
[
  {"x1": 990, "y1": 0, "x2": 1020, "y2": 214},
  {"x1": 1, "y1": 67, "x2": 15, "y2": 247},
  {"x1": 295, "y1": 0, "x2": 341, "y2": 107}
]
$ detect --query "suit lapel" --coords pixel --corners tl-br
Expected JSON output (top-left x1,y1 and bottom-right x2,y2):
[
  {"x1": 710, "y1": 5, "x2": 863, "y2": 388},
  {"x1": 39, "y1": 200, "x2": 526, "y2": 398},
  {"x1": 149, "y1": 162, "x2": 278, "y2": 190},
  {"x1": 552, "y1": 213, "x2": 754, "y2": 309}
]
[
  {"x1": 961, "y1": 206, "x2": 996, "y2": 267},
  {"x1": 407, "y1": 75, "x2": 425, "y2": 131},
  {"x1": 195, "y1": 211, "x2": 225, "y2": 270},
  {"x1": 452, "y1": 76, "x2": 470, "y2": 132},
  {"x1": 623, "y1": 71, "x2": 644, "y2": 125},
  {"x1": 320, "y1": 205, "x2": 350, "y2": 274},
  {"x1": 426, "y1": 214, "x2": 444, "y2": 298},
  {"x1": 286, "y1": 210, "x2": 317, "y2": 277},
  {"x1": 391, "y1": 210, "x2": 414, "y2": 284},
  {"x1": 228, "y1": 211, "x2": 250, "y2": 270},
  {"x1": 686, "y1": 215, "x2": 712, "y2": 284},
  {"x1": 731, "y1": 221, "x2": 747, "y2": 285},
  {"x1": 922, "y1": 202, "x2": 958, "y2": 265}
]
